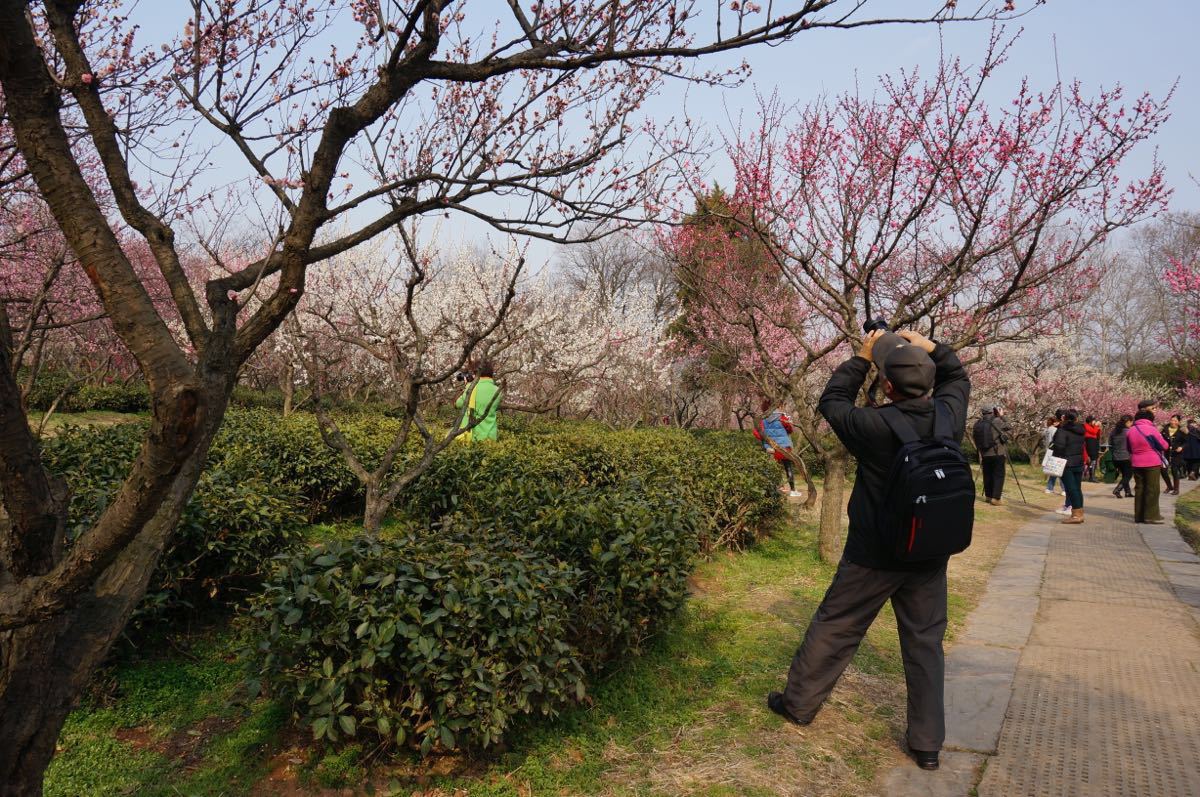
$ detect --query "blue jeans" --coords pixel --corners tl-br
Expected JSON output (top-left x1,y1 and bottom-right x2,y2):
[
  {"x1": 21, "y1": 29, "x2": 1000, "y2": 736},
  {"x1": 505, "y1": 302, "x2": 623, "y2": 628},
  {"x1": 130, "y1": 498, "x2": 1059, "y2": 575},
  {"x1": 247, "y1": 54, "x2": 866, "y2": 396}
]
[
  {"x1": 1061, "y1": 466, "x2": 1084, "y2": 510},
  {"x1": 1045, "y1": 475, "x2": 1059, "y2": 491}
]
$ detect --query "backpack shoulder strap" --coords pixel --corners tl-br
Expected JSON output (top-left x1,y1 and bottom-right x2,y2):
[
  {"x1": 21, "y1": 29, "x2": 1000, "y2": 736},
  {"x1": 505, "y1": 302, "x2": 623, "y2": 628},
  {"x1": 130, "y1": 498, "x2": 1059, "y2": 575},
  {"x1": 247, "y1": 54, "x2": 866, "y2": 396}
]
[
  {"x1": 879, "y1": 405, "x2": 920, "y2": 445},
  {"x1": 933, "y1": 400, "x2": 955, "y2": 442}
]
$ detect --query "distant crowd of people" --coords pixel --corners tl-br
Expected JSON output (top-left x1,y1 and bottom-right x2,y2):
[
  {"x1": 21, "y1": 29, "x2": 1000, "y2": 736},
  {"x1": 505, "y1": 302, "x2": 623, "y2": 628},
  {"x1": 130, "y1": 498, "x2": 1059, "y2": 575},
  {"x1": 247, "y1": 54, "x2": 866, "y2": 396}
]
[{"x1": 968, "y1": 399, "x2": 1198, "y2": 526}]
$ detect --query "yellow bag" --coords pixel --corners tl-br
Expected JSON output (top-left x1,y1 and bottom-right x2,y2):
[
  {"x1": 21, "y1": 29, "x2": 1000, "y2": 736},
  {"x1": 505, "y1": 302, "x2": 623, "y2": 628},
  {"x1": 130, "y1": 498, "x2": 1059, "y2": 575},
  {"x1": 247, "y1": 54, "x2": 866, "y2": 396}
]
[{"x1": 456, "y1": 385, "x2": 477, "y2": 444}]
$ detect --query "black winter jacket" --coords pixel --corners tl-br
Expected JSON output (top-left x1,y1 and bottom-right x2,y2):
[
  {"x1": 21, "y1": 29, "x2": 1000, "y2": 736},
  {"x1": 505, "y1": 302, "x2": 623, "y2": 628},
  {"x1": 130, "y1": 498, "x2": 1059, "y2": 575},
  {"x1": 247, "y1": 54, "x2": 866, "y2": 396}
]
[
  {"x1": 1051, "y1": 422, "x2": 1086, "y2": 468},
  {"x1": 818, "y1": 342, "x2": 970, "y2": 571},
  {"x1": 1184, "y1": 429, "x2": 1200, "y2": 460},
  {"x1": 1163, "y1": 426, "x2": 1186, "y2": 461},
  {"x1": 1109, "y1": 426, "x2": 1131, "y2": 462}
]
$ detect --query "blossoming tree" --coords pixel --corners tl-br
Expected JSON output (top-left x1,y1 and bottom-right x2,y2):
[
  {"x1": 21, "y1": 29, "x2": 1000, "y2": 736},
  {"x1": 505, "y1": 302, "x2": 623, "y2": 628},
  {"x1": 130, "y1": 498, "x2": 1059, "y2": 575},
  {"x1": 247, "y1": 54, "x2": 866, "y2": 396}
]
[
  {"x1": 678, "y1": 37, "x2": 1171, "y2": 560},
  {"x1": 3, "y1": 3, "x2": 1038, "y2": 785}
]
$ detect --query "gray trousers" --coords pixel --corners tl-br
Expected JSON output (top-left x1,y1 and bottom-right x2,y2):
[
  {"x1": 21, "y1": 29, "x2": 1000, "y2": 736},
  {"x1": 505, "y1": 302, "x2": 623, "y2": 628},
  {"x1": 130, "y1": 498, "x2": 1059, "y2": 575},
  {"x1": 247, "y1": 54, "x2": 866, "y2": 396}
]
[{"x1": 782, "y1": 559, "x2": 948, "y2": 751}]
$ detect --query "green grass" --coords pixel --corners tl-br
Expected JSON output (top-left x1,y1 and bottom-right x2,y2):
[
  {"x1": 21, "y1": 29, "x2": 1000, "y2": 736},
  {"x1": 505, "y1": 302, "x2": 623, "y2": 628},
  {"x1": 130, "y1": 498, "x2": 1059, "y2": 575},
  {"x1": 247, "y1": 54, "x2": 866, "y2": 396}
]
[
  {"x1": 1174, "y1": 489, "x2": 1200, "y2": 556},
  {"x1": 29, "y1": 409, "x2": 145, "y2": 434},
  {"x1": 45, "y1": 515, "x2": 916, "y2": 797},
  {"x1": 45, "y1": 631, "x2": 286, "y2": 797}
]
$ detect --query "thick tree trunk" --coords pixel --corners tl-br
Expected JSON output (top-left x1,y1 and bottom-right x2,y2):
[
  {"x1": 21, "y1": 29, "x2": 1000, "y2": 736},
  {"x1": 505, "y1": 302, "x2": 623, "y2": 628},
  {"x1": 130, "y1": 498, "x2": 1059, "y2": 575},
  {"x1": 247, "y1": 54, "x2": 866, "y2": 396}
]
[
  {"x1": 363, "y1": 480, "x2": 387, "y2": 535},
  {"x1": 0, "y1": 392, "x2": 225, "y2": 796},
  {"x1": 281, "y1": 364, "x2": 294, "y2": 417},
  {"x1": 802, "y1": 464, "x2": 819, "y2": 510},
  {"x1": 817, "y1": 449, "x2": 849, "y2": 564}
]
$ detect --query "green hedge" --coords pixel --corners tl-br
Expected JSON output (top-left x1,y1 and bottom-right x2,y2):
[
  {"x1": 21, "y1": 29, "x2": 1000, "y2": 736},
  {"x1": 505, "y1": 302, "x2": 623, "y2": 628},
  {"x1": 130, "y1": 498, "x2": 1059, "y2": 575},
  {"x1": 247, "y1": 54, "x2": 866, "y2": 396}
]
[
  {"x1": 24, "y1": 372, "x2": 151, "y2": 413},
  {"x1": 42, "y1": 421, "x2": 306, "y2": 631},
  {"x1": 44, "y1": 408, "x2": 777, "y2": 705},
  {"x1": 251, "y1": 485, "x2": 700, "y2": 753},
  {"x1": 251, "y1": 526, "x2": 584, "y2": 753},
  {"x1": 403, "y1": 428, "x2": 781, "y2": 552}
]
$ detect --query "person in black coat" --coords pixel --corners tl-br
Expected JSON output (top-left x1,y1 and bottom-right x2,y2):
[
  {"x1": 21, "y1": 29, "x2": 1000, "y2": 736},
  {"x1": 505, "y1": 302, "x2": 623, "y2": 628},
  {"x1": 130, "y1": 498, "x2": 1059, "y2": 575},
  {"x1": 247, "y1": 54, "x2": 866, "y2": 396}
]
[
  {"x1": 1109, "y1": 415, "x2": 1134, "y2": 498},
  {"x1": 1051, "y1": 411, "x2": 1087, "y2": 523},
  {"x1": 1161, "y1": 415, "x2": 1186, "y2": 495},
  {"x1": 1183, "y1": 419, "x2": 1200, "y2": 480},
  {"x1": 767, "y1": 329, "x2": 969, "y2": 773}
]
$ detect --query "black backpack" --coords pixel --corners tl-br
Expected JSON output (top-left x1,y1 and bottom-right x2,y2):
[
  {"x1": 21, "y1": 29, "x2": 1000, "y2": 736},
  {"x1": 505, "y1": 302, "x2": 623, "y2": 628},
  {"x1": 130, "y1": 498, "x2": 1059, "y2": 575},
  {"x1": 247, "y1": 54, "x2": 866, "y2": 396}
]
[
  {"x1": 972, "y1": 416, "x2": 995, "y2": 454},
  {"x1": 879, "y1": 401, "x2": 975, "y2": 562}
]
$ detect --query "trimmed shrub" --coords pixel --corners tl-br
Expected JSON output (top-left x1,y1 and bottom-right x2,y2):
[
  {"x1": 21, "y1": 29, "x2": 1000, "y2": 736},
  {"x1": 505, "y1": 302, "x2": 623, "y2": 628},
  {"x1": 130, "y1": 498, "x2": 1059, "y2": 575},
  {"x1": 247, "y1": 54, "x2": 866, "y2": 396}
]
[
  {"x1": 251, "y1": 527, "x2": 584, "y2": 753},
  {"x1": 42, "y1": 421, "x2": 306, "y2": 629},
  {"x1": 22, "y1": 373, "x2": 151, "y2": 413},
  {"x1": 68, "y1": 382, "x2": 151, "y2": 413},
  {"x1": 211, "y1": 409, "x2": 410, "y2": 518},
  {"x1": 252, "y1": 484, "x2": 699, "y2": 753},
  {"x1": 522, "y1": 485, "x2": 700, "y2": 660},
  {"x1": 404, "y1": 427, "x2": 781, "y2": 551}
]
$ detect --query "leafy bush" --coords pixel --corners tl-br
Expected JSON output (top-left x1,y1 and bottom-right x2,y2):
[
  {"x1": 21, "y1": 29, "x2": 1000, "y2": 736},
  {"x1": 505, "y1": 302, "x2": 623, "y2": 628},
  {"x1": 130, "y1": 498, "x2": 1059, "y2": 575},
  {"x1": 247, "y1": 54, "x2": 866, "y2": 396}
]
[
  {"x1": 211, "y1": 409, "x2": 409, "y2": 518},
  {"x1": 405, "y1": 427, "x2": 781, "y2": 551},
  {"x1": 22, "y1": 372, "x2": 151, "y2": 413},
  {"x1": 68, "y1": 382, "x2": 151, "y2": 413},
  {"x1": 252, "y1": 483, "x2": 699, "y2": 753},
  {"x1": 523, "y1": 485, "x2": 700, "y2": 660},
  {"x1": 251, "y1": 527, "x2": 584, "y2": 754},
  {"x1": 42, "y1": 421, "x2": 306, "y2": 629}
]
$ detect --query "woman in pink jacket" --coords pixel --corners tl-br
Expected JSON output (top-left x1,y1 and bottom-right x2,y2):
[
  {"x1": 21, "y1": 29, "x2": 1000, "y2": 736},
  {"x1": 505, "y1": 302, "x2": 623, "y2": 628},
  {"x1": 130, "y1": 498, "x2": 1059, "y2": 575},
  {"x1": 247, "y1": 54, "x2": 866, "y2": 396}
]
[{"x1": 1127, "y1": 409, "x2": 1170, "y2": 524}]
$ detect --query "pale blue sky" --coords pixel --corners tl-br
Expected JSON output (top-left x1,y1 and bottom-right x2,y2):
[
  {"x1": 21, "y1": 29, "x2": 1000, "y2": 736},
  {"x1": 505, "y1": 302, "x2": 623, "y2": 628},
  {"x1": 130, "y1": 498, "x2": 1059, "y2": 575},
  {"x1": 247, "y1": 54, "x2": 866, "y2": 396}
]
[
  {"x1": 130, "y1": 2, "x2": 1197, "y2": 269},
  {"x1": 675, "y1": 0, "x2": 1196, "y2": 209},
  {"x1": 538, "y1": 1, "x2": 1198, "y2": 267}
]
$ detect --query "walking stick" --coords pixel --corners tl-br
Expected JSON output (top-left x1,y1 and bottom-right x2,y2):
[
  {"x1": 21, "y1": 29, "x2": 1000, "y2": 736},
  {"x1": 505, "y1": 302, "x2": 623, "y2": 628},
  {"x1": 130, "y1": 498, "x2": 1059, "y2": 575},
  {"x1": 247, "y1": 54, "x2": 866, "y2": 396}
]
[{"x1": 1008, "y1": 457, "x2": 1028, "y2": 504}]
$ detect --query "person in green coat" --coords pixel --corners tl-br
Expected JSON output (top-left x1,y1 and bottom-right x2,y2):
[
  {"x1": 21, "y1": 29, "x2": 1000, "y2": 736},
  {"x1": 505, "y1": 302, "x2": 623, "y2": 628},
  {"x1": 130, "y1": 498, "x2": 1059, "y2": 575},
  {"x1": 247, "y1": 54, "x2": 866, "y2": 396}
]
[{"x1": 456, "y1": 360, "x2": 500, "y2": 442}]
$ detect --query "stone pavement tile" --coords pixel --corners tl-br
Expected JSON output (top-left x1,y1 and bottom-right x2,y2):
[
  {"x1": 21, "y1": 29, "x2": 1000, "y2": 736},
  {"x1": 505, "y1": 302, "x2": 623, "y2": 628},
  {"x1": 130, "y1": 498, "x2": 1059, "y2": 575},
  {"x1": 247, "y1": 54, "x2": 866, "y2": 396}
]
[
  {"x1": 1006, "y1": 530, "x2": 1051, "y2": 549},
  {"x1": 979, "y1": 562, "x2": 1044, "y2": 598},
  {"x1": 876, "y1": 751, "x2": 984, "y2": 797},
  {"x1": 1149, "y1": 545, "x2": 1200, "y2": 563},
  {"x1": 1139, "y1": 529, "x2": 1200, "y2": 561},
  {"x1": 957, "y1": 594, "x2": 1039, "y2": 648},
  {"x1": 1029, "y1": 599, "x2": 1200, "y2": 654},
  {"x1": 1041, "y1": 545, "x2": 1180, "y2": 608},
  {"x1": 943, "y1": 643, "x2": 1022, "y2": 753},
  {"x1": 1160, "y1": 560, "x2": 1200, "y2": 581},
  {"x1": 945, "y1": 641, "x2": 1020, "y2": 676},
  {"x1": 978, "y1": 648, "x2": 1200, "y2": 797},
  {"x1": 1174, "y1": 583, "x2": 1200, "y2": 609},
  {"x1": 944, "y1": 670, "x2": 1016, "y2": 753}
]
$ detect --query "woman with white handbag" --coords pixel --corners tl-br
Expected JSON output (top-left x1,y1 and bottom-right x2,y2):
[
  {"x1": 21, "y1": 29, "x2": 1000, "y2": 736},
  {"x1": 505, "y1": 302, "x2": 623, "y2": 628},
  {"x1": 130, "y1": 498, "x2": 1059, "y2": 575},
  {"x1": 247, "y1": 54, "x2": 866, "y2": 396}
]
[{"x1": 1049, "y1": 411, "x2": 1087, "y2": 525}]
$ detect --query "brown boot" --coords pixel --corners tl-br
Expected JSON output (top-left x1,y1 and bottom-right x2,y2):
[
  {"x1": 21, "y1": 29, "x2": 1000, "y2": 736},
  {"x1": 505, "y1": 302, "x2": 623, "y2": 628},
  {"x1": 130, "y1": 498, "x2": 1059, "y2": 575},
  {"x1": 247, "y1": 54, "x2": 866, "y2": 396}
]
[
  {"x1": 1062, "y1": 508, "x2": 1084, "y2": 525},
  {"x1": 991, "y1": 497, "x2": 1003, "y2": 506}
]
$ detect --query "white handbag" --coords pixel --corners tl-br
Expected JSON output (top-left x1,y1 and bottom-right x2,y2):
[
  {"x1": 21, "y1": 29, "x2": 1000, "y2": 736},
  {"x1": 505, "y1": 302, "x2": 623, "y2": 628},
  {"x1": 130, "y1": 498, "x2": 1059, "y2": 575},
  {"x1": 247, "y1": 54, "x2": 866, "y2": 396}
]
[{"x1": 1041, "y1": 448, "x2": 1067, "y2": 477}]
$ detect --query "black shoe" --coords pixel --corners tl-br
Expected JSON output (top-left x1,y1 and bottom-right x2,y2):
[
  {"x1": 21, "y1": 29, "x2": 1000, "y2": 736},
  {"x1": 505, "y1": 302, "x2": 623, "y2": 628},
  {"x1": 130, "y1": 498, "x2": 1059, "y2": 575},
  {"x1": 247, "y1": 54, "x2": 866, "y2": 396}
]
[
  {"x1": 911, "y1": 749, "x2": 939, "y2": 770},
  {"x1": 1112, "y1": 487, "x2": 1122, "y2": 498},
  {"x1": 766, "y1": 691, "x2": 809, "y2": 726}
]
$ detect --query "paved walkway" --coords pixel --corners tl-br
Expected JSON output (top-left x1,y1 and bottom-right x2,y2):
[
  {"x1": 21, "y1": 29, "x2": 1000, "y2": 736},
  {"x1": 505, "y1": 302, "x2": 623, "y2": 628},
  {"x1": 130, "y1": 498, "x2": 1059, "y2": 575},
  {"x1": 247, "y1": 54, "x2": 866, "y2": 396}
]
[{"x1": 881, "y1": 482, "x2": 1200, "y2": 796}]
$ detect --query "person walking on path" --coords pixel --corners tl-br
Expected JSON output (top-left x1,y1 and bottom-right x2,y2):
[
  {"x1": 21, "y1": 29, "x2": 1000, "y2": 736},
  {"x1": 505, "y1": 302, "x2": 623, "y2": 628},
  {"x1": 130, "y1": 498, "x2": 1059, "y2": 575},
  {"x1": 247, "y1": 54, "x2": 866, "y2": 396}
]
[
  {"x1": 455, "y1": 360, "x2": 501, "y2": 442},
  {"x1": 753, "y1": 399, "x2": 802, "y2": 498},
  {"x1": 1162, "y1": 414, "x2": 1186, "y2": 494},
  {"x1": 1082, "y1": 416, "x2": 1102, "y2": 482},
  {"x1": 1184, "y1": 418, "x2": 1200, "y2": 480},
  {"x1": 973, "y1": 406, "x2": 1011, "y2": 505},
  {"x1": 1129, "y1": 407, "x2": 1170, "y2": 524},
  {"x1": 1043, "y1": 417, "x2": 1063, "y2": 495},
  {"x1": 767, "y1": 329, "x2": 970, "y2": 773},
  {"x1": 1051, "y1": 410, "x2": 1086, "y2": 524},
  {"x1": 1109, "y1": 415, "x2": 1135, "y2": 498}
]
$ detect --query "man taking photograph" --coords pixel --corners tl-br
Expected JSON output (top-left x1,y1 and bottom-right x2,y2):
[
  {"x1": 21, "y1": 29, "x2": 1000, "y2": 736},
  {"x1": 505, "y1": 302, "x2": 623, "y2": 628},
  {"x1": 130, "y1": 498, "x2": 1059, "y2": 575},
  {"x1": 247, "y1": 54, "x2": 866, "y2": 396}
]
[
  {"x1": 767, "y1": 328, "x2": 971, "y2": 772},
  {"x1": 973, "y1": 405, "x2": 1011, "y2": 505}
]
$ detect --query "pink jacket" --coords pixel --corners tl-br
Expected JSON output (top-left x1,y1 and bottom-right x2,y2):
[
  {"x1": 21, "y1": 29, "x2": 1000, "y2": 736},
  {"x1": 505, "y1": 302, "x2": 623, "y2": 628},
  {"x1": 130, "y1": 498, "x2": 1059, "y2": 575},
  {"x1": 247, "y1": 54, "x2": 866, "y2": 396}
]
[{"x1": 1127, "y1": 419, "x2": 1169, "y2": 469}]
